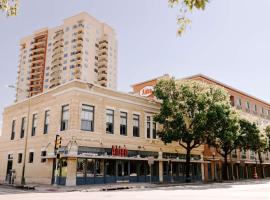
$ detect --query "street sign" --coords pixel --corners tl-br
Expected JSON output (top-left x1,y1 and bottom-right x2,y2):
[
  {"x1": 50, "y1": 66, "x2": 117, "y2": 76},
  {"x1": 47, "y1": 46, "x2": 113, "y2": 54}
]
[{"x1": 148, "y1": 156, "x2": 154, "y2": 165}]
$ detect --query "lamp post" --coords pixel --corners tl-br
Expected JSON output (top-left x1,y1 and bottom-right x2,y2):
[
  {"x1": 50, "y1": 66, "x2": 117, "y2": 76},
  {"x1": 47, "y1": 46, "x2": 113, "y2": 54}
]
[
  {"x1": 253, "y1": 154, "x2": 258, "y2": 179},
  {"x1": 212, "y1": 152, "x2": 216, "y2": 181},
  {"x1": 7, "y1": 85, "x2": 30, "y2": 185}
]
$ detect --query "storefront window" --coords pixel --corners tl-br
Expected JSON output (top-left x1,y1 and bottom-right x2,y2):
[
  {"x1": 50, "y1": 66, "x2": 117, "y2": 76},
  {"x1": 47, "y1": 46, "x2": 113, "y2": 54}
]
[
  {"x1": 86, "y1": 159, "x2": 95, "y2": 177},
  {"x1": 105, "y1": 160, "x2": 116, "y2": 176},
  {"x1": 77, "y1": 158, "x2": 86, "y2": 177},
  {"x1": 139, "y1": 161, "x2": 147, "y2": 176},
  {"x1": 130, "y1": 161, "x2": 137, "y2": 177},
  {"x1": 163, "y1": 162, "x2": 169, "y2": 176},
  {"x1": 95, "y1": 159, "x2": 104, "y2": 177}
]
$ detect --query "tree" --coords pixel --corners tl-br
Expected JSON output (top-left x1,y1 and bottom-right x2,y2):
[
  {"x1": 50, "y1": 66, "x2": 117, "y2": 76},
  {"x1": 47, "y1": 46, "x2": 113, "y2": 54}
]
[
  {"x1": 207, "y1": 104, "x2": 240, "y2": 180},
  {"x1": 168, "y1": 0, "x2": 209, "y2": 36},
  {"x1": 238, "y1": 119, "x2": 267, "y2": 178},
  {"x1": 0, "y1": 0, "x2": 19, "y2": 16},
  {"x1": 154, "y1": 78, "x2": 231, "y2": 182}
]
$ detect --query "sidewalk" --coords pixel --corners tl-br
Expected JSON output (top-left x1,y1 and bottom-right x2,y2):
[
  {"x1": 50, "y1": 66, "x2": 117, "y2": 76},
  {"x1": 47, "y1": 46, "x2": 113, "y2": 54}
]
[
  {"x1": 34, "y1": 178, "x2": 270, "y2": 193},
  {"x1": 2, "y1": 178, "x2": 270, "y2": 193}
]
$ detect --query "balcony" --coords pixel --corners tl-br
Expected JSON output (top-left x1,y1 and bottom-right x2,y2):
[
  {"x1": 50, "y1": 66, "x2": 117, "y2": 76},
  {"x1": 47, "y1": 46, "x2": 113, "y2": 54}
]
[
  {"x1": 98, "y1": 73, "x2": 107, "y2": 79},
  {"x1": 31, "y1": 46, "x2": 46, "y2": 52},
  {"x1": 98, "y1": 64, "x2": 107, "y2": 70},
  {"x1": 31, "y1": 40, "x2": 46, "y2": 46}
]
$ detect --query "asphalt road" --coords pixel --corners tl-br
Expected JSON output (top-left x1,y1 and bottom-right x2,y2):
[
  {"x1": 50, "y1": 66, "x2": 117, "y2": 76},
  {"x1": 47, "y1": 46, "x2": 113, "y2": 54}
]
[{"x1": 0, "y1": 181, "x2": 269, "y2": 200}]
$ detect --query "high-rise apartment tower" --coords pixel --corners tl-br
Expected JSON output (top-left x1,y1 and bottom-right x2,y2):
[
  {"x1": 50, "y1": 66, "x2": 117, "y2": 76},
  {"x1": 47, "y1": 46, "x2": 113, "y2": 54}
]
[{"x1": 16, "y1": 12, "x2": 117, "y2": 101}]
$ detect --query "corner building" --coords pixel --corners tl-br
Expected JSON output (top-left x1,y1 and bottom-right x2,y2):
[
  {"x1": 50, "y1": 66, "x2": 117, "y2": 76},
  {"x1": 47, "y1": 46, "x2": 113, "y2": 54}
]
[{"x1": 0, "y1": 81, "x2": 203, "y2": 186}]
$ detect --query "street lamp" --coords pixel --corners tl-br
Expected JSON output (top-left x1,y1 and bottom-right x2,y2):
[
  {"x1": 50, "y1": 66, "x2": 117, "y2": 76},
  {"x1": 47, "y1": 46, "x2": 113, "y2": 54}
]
[
  {"x1": 212, "y1": 152, "x2": 216, "y2": 181},
  {"x1": 253, "y1": 154, "x2": 258, "y2": 179},
  {"x1": 210, "y1": 146, "x2": 217, "y2": 182},
  {"x1": 7, "y1": 85, "x2": 30, "y2": 185}
]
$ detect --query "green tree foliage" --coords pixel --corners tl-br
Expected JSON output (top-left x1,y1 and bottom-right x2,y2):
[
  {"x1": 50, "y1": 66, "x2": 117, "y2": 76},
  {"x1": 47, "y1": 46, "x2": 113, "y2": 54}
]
[
  {"x1": 154, "y1": 78, "x2": 231, "y2": 182},
  {"x1": 239, "y1": 119, "x2": 268, "y2": 178},
  {"x1": 0, "y1": 0, "x2": 19, "y2": 16},
  {"x1": 168, "y1": 0, "x2": 208, "y2": 36},
  {"x1": 207, "y1": 104, "x2": 240, "y2": 180}
]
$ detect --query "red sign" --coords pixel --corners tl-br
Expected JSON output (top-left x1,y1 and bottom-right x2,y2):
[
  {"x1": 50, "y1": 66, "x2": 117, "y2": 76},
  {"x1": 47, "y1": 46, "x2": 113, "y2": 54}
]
[
  {"x1": 112, "y1": 145, "x2": 128, "y2": 157},
  {"x1": 139, "y1": 86, "x2": 154, "y2": 97}
]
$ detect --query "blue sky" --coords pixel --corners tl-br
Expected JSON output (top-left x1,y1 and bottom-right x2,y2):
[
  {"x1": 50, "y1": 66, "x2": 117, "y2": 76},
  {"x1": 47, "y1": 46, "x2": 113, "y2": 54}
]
[{"x1": 1, "y1": 0, "x2": 270, "y2": 132}]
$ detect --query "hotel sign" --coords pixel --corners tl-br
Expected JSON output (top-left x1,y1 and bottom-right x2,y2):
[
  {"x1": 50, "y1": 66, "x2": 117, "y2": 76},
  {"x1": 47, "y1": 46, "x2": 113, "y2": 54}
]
[
  {"x1": 112, "y1": 145, "x2": 128, "y2": 157},
  {"x1": 139, "y1": 86, "x2": 154, "y2": 97}
]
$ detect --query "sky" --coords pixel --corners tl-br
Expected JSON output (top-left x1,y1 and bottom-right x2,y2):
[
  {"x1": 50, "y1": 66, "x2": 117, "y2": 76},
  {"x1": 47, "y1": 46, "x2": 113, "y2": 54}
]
[{"x1": 1, "y1": 0, "x2": 270, "y2": 133}]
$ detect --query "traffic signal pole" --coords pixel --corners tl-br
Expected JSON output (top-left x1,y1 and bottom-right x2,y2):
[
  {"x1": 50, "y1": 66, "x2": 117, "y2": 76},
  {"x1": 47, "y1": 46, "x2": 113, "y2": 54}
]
[{"x1": 53, "y1": 135, "x2": 62, "y2": 186}]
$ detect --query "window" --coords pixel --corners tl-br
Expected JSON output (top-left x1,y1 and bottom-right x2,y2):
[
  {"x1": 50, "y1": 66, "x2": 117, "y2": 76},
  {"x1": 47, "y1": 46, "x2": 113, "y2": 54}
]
[
  {"x1": 133, "y1": 114, "x2": 140, "y2": 137},
  {"x1": 81, "y1": 104, "x2": 94, "y2": 131},
  {"x1": 146, "y1": 116, "x2": 151, "y2": 138},
  {"x1": 106, "y1": 109, "x2": 114, "y2": 134},
  {"x1": 261, "y1": 107, "x2": 264, "y2": 115},
  {"x1": 120, "y1": 112, "x2": 127, "y2": 135},
  {"x1": 237, "y1": 98, "x2": 242, "y2": 107},
  {"x1": 41, "y1": 151, "x2": 46, "y2": 163},
  {"x1": 246, "y1": 101, "x2": 250, "y2": 110},
  {"x1": 11, "y1": 120, "x2": 16, "y2": 140},
  {"x1": 146, "y1": 116, "x2": 157, "y2": 139},
  {"x1": 29, "y1": 152, "x2": 34, "y2": 163},
  {"x1": 254, "y1": 104, "x2": 257, "y2": 112},
  {"x1": 18, "y1": 153, "x2": 22, "y2": 163},
  {"x1": 31, "y1": 114, "x2": 37, "y2": 136},
  {"x1": 153, "y1": 121, "x2": 157, "y2": 139},
  {"x1": 44, "y1": 110, "x2": 50, "y2": 134},
  {"x1": 61, "y1": 105, "x2": 69, "y2": 131},
  {"x1": 20, "y1": 117, "x2": 26, "y2": 138}
]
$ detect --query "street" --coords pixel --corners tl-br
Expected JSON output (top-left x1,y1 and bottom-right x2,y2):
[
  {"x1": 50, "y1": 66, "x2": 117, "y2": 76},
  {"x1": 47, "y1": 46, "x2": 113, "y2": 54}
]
[{"x1": 0, "y1": 180, "x2": 269, "y2": 200}]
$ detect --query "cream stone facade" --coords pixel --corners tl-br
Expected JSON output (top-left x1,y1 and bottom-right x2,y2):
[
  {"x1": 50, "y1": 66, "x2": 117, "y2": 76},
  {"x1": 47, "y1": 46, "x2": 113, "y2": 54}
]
[
  {"x1": 16, "y1": 12, "x2": 118, "y2": 102},
  {"x1": 0, "y1": 80, "x2": 203, "y2": 186}
]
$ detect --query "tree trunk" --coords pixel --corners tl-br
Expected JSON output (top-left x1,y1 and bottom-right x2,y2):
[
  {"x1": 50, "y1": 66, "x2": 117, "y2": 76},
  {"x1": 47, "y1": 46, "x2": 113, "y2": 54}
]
[
  {"x1": 258, "y1": 151, "x2": 264, "y2": 178},
  {"x1": 185, "y1": 147, "x2": 191, "y2": 183}
]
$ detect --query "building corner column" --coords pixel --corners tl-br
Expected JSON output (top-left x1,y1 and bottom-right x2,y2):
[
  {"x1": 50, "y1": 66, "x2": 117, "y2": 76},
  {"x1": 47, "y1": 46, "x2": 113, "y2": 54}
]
[{"x1": 66, "y1": 158, "x2": 77, "y2": 186}]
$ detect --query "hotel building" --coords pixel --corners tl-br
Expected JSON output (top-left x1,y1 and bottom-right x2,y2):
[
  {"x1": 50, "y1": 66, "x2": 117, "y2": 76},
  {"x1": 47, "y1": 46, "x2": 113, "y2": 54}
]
[
  {"x1": 16, "y1": 12, "x2": 117, "y2": 102},
  {"x1": 132, "y1": 74, "x2": 270, "y2": 181}
]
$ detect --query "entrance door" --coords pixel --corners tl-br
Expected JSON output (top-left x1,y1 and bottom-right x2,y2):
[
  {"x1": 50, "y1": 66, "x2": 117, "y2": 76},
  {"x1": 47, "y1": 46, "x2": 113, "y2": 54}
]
[
  {"x1": 116, "y1": 160, "x2": 129, "y2": 182},
  {"x1": 6, "y1": 159, "x2": 13, "y2": 183}
]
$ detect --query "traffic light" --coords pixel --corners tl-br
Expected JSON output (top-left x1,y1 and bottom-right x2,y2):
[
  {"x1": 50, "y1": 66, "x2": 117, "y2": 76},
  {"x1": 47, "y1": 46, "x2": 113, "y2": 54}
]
[{"x1": 55, "y1": 134, "x2": 62, "y2": 150}]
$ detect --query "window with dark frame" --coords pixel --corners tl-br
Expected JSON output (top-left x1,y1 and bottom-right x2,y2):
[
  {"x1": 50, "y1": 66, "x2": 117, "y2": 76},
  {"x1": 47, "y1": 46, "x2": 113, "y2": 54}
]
[
  {"x1": 44, "y1": 110, "x2": 50, "y2": 134},
  {"x1": 81, "y1": 104, "x2": 94, "y2": 131},
  {"x1": 106, "y1": 109, "x2": 114, "y2": 134},
  {"x1": 18, "y1": 153, "x2": 22, "y2": 163},
  {"x1": 11, "y1": 120, "x2": 16, "y2": 140},
  {"x1": 31, "y1": 114, "x2": 37, "y2": 136},
  {"x1": 41, "y1": 151, "x2": 46, "y2": 163},
  {"x1": 153, "y1": 121, "x2": 157, "y2": 139},
  {"x1": 146, "y1": 116, "x2": 151, "y2": 138},
  {"x1": 133, "y1": 114, "x2": 140, "y2": 137},
  {"x1": 29, "y1": 152, "x2": 34, "y2": 163},
  {"x1": 61, "y1": 105, "x2": 69, "y2": 131},
  {"x1": 120, "y1": 112, "x2": 127, "y2": 136},
  {"x1": 20, "y1": 117, "x2": 26, "y2": 138}
]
